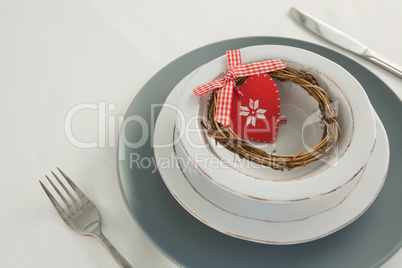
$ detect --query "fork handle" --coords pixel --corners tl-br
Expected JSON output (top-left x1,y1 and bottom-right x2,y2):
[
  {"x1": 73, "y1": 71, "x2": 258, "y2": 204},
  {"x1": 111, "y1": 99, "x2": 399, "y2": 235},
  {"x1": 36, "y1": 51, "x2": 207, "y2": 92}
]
[{"x1": 96, "y1": 232, "x2": 133, "y2": 268}]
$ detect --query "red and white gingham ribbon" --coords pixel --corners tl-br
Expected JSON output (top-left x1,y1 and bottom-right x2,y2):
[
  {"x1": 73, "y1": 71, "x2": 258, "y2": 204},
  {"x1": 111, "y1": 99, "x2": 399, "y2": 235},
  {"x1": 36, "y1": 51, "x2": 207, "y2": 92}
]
[{"x1": 193, "y1": 50, "x2": 286, "y2": 125}]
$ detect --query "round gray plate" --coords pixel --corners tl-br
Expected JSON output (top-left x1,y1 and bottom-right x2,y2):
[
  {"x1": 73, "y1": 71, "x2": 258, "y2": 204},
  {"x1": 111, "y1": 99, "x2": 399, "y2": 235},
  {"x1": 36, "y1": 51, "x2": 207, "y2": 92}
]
[{"x1": 117, "y1": 37, "x2": 402, "y2": 268}]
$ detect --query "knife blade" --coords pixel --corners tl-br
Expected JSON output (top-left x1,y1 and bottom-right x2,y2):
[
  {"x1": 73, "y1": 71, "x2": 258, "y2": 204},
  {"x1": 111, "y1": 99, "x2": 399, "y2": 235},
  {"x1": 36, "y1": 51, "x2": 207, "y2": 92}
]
[{"x1": 290, "y1": 7, "x2": 402, "y2": 79}]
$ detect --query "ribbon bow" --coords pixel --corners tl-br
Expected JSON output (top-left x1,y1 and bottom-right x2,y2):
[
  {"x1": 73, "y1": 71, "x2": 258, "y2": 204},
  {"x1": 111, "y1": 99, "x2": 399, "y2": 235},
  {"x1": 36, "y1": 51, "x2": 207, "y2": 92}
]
[{"x1": 193, "y1": 50, "x2": 286, "y2": 125}]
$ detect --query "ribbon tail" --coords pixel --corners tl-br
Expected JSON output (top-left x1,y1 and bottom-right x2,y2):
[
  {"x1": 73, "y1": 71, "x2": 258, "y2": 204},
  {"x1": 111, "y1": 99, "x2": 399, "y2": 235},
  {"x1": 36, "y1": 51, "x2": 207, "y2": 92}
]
[
  {"x1": 233, "y1": 59, "x2": 286, "y2": 77},
  {"x1": 215, "y1": 80, "x2": 234, "y2": 126},
  {"x1": 226, "y1": 50, "x2": 242, "y2": 69},
  {"x1": 193, "y1": 79, "x2": 225, "y2": 96}
]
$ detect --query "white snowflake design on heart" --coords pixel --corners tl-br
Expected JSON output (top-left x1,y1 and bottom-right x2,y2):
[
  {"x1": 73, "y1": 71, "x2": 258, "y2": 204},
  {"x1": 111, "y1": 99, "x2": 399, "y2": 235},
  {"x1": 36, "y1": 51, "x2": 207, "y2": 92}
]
[{"x1": 239, "y1": 99, "x2": 267, "y2": 126}]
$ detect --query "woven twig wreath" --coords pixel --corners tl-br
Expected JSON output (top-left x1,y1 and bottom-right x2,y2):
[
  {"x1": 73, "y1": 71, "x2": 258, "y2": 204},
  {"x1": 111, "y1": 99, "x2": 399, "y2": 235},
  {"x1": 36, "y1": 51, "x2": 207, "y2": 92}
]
[{"x1": 202, "y1": 66, "x2": 341, "y2": 171}]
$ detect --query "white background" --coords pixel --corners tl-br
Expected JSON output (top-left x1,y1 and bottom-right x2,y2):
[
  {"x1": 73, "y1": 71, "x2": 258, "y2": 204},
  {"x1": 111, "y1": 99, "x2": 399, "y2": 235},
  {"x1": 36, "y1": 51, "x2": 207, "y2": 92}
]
[{"x1": 0, "y1": 0, "x2": 401, "y2": 267}]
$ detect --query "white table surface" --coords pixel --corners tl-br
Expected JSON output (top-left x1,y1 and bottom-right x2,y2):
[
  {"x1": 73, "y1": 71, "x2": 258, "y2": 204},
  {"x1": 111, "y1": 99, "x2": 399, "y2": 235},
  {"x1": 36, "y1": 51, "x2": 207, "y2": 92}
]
[{"x1": 1, "y1": 0, "x2": 401, "y2": 267}]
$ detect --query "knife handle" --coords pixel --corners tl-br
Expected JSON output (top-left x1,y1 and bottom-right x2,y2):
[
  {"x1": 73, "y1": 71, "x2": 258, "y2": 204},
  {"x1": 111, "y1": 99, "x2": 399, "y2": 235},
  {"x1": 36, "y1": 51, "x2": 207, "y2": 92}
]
[{"x1": 361, "y1": 49, "x2": 402, "y2": 79}]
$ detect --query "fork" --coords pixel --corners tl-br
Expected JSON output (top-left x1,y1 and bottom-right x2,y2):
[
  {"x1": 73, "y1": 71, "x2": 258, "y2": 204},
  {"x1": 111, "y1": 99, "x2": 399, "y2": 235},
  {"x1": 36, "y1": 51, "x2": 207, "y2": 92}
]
[{"x1": 39, "y1": 168, "x2": 133, "y2": 268}]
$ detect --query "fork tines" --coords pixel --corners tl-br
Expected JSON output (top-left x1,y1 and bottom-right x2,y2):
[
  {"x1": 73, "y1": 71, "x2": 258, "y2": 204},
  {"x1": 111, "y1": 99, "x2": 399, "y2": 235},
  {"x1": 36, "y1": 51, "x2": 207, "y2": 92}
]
[{"x1": 39, "y1": 168, "x2": 90, "y2": 219}]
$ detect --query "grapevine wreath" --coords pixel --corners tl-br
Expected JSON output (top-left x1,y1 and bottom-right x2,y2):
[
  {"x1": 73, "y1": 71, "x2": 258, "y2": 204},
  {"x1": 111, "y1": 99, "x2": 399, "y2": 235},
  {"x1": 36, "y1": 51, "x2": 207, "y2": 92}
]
[{"x1": 193, "y1": 51, "x2": 340, "y2": 171}]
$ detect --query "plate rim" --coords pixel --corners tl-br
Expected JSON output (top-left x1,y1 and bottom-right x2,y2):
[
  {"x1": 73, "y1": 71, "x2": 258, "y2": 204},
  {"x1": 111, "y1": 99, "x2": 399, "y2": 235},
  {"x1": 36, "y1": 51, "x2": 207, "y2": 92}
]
[
  {"x1": 175, "y1": 44, "x2": 376, "y2": 201},
  {"x1": 153, "y1": 74, "x2": 388, "y2": 244}
]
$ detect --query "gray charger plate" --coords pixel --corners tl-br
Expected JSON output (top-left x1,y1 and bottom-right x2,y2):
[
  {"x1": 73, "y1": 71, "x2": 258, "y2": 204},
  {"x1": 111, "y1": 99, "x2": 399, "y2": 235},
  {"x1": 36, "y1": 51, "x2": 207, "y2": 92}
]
[{"x1": 117, "y1": 37, "x2": 402, "y2": 268}]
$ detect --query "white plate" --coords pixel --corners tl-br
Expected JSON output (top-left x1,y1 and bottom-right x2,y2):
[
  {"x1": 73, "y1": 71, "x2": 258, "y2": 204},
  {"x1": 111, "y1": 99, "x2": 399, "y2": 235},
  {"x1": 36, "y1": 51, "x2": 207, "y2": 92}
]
[
  {"x1": 174, "y1": 45, "x2": 376, "y2": 202},
  {"x1": 153, "y1": 69, "x2": 389, "y2": 244}
]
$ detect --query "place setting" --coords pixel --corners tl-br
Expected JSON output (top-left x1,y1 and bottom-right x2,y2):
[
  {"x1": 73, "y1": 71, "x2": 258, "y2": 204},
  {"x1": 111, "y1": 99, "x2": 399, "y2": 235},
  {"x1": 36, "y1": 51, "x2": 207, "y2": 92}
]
[
  {"x1": 117, "y1": 9, "x2": 401, "y2": 268},
  {"x1": 33, "y1": 6, "x2": 402, "y2": 268}
]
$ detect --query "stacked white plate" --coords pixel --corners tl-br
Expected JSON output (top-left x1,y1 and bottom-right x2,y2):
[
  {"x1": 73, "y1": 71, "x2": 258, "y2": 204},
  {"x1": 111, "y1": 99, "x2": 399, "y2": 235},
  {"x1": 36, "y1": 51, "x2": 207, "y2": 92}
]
[{"x1": 153, "y1": 45, "x2": 389, "y2": 244}]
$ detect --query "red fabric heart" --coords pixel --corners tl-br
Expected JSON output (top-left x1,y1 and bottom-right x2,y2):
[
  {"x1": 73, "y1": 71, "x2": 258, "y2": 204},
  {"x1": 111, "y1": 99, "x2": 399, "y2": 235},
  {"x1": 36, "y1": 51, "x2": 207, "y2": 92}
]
[{"x1": 230, "y1": 74, "x2": 285, "y2": 143}]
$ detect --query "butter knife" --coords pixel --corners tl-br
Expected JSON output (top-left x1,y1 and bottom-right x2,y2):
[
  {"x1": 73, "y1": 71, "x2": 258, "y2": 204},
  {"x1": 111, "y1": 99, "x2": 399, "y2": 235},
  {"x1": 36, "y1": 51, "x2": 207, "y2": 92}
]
[{"x1": 290, "y1": 7, "x2": 402, "y2": 79}]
